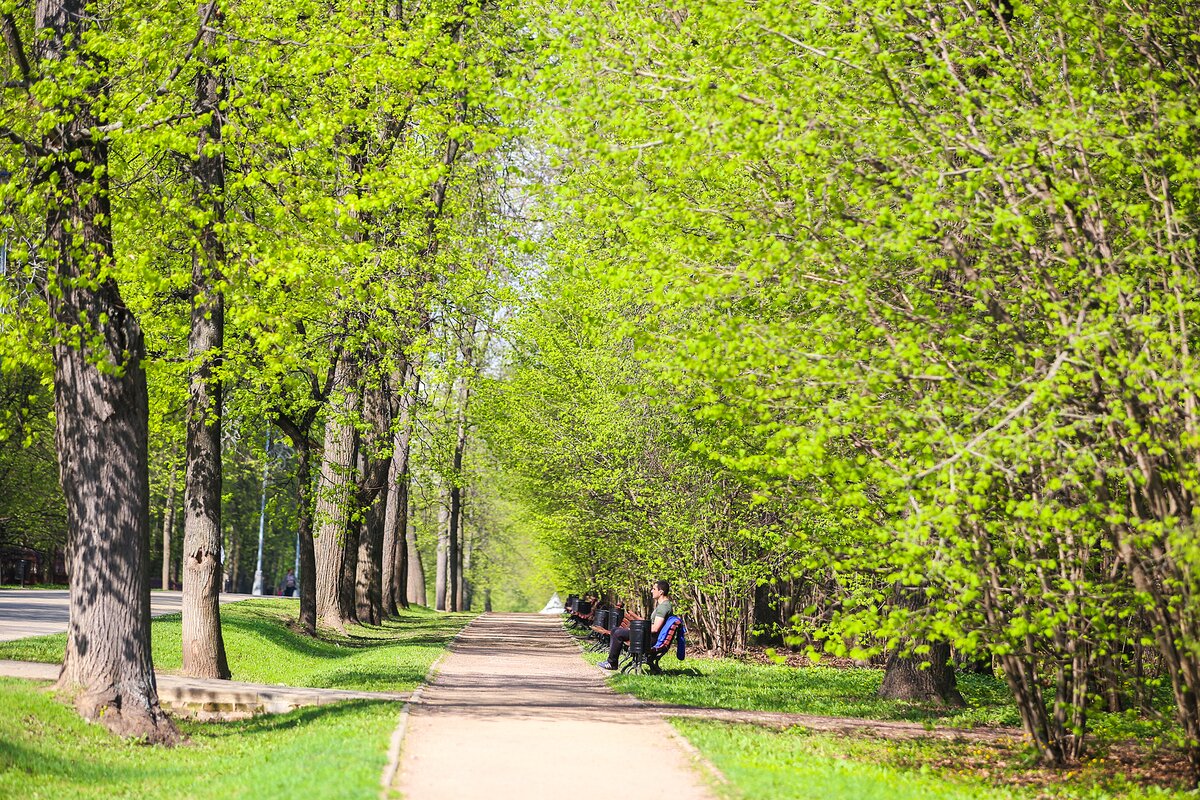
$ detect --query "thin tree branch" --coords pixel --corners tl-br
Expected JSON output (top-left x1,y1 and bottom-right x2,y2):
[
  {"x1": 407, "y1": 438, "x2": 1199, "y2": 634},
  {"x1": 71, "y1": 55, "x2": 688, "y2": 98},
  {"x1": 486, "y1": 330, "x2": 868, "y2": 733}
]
[
  {"x1": 910, "y1": 350, "x2": 1069, "y2": 483},
  {"x1": 1, "y1": 13, "x2": 32, "y2": 87},
  {"x1": 134, "y1": 0, "x2": 220, "y2": 115}
]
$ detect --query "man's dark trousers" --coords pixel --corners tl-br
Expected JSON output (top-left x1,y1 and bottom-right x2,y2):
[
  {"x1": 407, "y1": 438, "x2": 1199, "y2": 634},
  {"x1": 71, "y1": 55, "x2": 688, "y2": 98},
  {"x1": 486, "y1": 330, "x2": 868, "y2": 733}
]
[{"x1": 607, "y1": 627, "x2": 631, "y2": 665}]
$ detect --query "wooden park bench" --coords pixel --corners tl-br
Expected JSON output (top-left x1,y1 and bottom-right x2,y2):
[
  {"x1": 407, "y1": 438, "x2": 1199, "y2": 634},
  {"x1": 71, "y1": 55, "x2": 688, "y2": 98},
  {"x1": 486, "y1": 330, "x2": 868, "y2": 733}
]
[
  {"x1": 619, "y1": 614, "x2": 686, "y2": 675},
  {"x1": 588, "y1": 606, "x2": 632, "y2": 652},
  {"x1": 566, "y1": 594, "x2": 689, "y2": 674}
]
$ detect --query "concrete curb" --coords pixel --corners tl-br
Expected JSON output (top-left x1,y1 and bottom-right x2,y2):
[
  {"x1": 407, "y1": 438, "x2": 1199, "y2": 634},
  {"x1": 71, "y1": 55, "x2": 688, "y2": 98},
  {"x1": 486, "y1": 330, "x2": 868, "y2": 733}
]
[
  {"x1": 0, "y1": 659, "x2": 410, "y2": 721},
  {"x1": 663, "y1": 718, "x2": 730, "y2": 787}
]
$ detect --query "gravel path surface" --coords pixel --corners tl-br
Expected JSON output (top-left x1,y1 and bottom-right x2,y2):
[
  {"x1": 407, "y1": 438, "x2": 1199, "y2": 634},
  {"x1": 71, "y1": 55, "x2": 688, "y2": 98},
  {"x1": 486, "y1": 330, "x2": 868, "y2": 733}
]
[{"x1": 392, "y1": 612, "x2": 718, "y2": 800}]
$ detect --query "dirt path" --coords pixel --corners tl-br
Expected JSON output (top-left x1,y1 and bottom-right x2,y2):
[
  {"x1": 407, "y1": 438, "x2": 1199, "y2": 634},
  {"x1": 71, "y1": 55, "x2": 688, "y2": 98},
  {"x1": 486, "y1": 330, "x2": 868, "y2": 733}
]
[
  {"x1": 391, "y1": 612, "x2": 718, "y2": 800},
  {"x1": 639, "y1": 703, "x2": 1021, "y2": 743}
]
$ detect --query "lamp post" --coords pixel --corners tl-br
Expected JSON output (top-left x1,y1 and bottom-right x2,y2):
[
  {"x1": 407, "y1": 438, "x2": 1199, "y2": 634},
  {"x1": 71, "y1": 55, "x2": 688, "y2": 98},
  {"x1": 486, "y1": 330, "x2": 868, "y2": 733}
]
[{"x1": 251, "y1": 428, "x2": 270, "y2": 596}]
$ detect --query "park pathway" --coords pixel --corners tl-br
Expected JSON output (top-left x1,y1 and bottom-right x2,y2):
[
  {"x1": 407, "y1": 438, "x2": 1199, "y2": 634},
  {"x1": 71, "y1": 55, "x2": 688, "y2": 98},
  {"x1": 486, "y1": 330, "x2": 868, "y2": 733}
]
[{"x1": 392, "y1": 612, "x2": 717, "y2": 800}]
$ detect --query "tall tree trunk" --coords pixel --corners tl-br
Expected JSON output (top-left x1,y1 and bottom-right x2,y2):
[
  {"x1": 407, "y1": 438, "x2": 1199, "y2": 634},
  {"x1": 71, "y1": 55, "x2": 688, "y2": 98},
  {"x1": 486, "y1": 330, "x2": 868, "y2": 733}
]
[
  {"x1": 447, "y1": 350, "x2": 472, "y2": 612},
  {"x1": 274, "y1": 419, "x2": 318, "y2": 634},
  {"x1": 406, "y1": 506, "x2": 426, "y2": 606},
  {"x1": 878, "y1": 585, "x2": 965, "y2": 706},
  {"x1": 447, "y1": 492, "x2": 459, "y2": 613},
  {"x1": 382, "y1": 366, "x2": 417, "y2": 616},
  {"x1": 180, "y1": 3, "x2": 230, "y2": 678},
  {"x1": 355, "y1": 381, "x2": 391, "y2": 625},
  {"x1": 339, "y1": 485, "x2": 361, "y2": 626},
  {"x1": 314, "y1": 357, "x2": 360, "y2": 630},
  {"x1": 460, "y1": 507, "x2": 471, "y2": 612},
  {"x1": 38, "y1": 0, "x2": 177, "y2": 742},
  {"x1": 435, "y1": 493, "x2": 449, "y2": 611},
  {"x1": 161, "y1": 445, "x2": 180, "y2": 591}
]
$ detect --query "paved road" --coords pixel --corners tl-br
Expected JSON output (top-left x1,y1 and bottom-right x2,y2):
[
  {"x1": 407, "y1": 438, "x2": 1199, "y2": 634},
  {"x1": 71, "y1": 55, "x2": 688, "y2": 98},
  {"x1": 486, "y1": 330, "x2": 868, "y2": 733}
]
[
  {"x1": 393, "y1": 613, "x2": 716, "y2": 800},
  {"x1": 0, "y1": 589, "x2": 265, "y2": 641}
]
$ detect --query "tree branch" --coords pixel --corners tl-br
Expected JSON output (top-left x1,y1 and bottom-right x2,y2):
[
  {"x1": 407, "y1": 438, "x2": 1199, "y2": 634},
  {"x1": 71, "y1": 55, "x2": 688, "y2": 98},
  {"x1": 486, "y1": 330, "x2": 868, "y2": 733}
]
[
  {"x1": 1, "y1": 13, "x2": 32, "y2": 87},
  {"x1": 133, "y1": 0, "x2": 220, "y2": 115}
]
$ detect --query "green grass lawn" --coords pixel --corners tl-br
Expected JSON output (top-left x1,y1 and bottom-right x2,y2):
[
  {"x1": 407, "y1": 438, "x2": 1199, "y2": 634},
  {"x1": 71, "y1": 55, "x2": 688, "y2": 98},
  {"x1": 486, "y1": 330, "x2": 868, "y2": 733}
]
[
  {"x1": 674, "y1": 720, "x2": 1189, "y2": 800},
  {"x1": 581, "y1": 632, "x2": 1175, "y2": 742},
  {"x1": 569, "y1": 622, "x2": 1021, "y2": 728},
  {"x1": 0, "y1": 601, "x2": 474, "y2": 799},
  {"x1": 0, "y1": 678, "x2": 401, "y2": 800},
  {"x1": 607, "y1": 652, "x2": 1021, "y2": 727},
  {"x1": 570, "y1": 623, "x2": 1187, "y2": 798},
  {"x1": 0, "y1": 599, "x2": 474, "y2": 692}
]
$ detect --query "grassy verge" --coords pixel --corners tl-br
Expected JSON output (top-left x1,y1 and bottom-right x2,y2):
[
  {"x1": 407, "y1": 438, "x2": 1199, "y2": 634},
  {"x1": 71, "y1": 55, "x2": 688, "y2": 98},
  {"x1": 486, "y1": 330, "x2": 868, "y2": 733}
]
[
  {"x1": 1, "y1": 602, "x2": 473, "y2": 798},
  {"x1": 0, "y1": 678, "x2": 400, "y2": 800},
  {"x1": 0, "y1": 599, "x2": 473, "y2": 692},
  {"x1": 569, "y1": 623, "x2": 1187, "y2": 797},
  {"x1": 608, "y1": 652, "x2": 1020, "y2": 727},
  {"x1": 569, "y1": 622, "x2": 1019, "y2": 728},
  {"x1": 673, "y1": 720, "x2": 1189, "y2": 800},
  {"x1": 578, "y1": 629, "x2": 1175, "y2": 742}
]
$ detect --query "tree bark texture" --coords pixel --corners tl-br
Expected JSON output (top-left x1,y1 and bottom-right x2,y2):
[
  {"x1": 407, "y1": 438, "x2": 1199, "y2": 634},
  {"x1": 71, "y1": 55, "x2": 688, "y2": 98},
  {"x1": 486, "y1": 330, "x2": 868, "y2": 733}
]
[
  {"x1": 339, "y1": 487, "x2": 360, "y2": 627},
  {"x1": 878, "y1": 586, "x2": 964, "y2": 707},
  {"x1": 354, "y1": 382, "x2": 391, "y2": 625},
  {"x1": 459, "y1": 508, "x2": 471, "y2": 612},
  {"x1": 161, "y1": 446, "x2": 179, "y2": 591},
  {"x1": 382, "y1": 366, "x2": 417, "y2": 616},
  {"x1": 314, "y1": 357, "x2": 360, "y2": 630},
  {"x1": 406, "y1": 506, "x2": 426, "y2": 607},
  {"x1": 447, "y1": 368, "x2": 471, "y2": 612},
  {"x1": 180, "y1": 6, "x2": 230, "y2": 678},
  {"x1": 381, "y1": 450, "x2": 408, "y2": 616},
  {"x1": 38, "y1": 0, "x2": 177, "y2": 742},
  {"x1": 435, "y1": 493, "x2": 449, "y2": 611}
]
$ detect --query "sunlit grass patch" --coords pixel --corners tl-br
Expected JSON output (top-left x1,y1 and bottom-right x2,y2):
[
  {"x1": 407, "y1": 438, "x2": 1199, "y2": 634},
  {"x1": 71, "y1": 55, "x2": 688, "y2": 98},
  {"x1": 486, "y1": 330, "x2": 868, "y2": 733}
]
[
  {"x1": 0, "y1": 677, "x2": 400, "y2": 800},
  {"x1": 673, "y1": 720, "x2": 1190, "y2": 800},
  {"x1": 0, "y1": 600, "x2": 473, "y2": 692},
  {"x1": 585, "y1": 644, "x2": 1021, "y2": 728}
]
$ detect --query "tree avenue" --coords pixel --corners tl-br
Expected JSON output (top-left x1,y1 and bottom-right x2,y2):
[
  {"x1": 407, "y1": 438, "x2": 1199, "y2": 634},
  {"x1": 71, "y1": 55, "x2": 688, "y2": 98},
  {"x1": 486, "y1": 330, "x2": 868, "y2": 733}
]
[
  {"x1": 1, "y1": 0, "x2": 523, "y2": 741},
  {"x1": 478, "y1": 0, "x2": 1200, "y2": 777},
  {"x1": 4, "y1": 0, "x2": 1200, "y2": 782}
]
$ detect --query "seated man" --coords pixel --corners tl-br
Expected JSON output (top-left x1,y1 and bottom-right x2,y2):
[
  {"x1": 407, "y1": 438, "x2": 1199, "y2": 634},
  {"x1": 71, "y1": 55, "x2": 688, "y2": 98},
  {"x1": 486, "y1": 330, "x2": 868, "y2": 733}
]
[{"x1": 599, "y1": 580, "x2": 672, "y2": 670}]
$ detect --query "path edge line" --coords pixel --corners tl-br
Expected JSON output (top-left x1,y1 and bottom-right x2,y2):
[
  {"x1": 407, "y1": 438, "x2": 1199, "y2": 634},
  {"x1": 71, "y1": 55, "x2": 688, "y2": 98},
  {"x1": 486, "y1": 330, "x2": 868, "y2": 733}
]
[
  {"x1": 379, "y1": 613, "x2": 479, "y2": 800},
  {"x1": 662, "y1": 717, "x2": 730, "y2": 787}
]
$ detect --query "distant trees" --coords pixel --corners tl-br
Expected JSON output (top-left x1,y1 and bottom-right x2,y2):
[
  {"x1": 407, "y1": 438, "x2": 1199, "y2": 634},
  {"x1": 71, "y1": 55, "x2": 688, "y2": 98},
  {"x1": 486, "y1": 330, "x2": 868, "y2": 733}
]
[{"x1": 0, "y1": 370, "x2": 65, "y2": 578}]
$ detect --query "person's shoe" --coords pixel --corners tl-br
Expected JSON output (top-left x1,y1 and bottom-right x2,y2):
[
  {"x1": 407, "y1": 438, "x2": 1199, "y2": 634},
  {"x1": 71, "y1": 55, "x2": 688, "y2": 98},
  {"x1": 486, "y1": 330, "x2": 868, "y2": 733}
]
[{"x1": 598, "y1": 661, "x2": 617, "y2": 670}]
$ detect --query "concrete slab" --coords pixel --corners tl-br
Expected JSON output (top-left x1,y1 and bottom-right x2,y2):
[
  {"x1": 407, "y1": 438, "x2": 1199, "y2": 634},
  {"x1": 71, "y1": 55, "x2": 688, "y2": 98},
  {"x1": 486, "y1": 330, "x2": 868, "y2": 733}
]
[{"x1": 0, "y1": 659, "x2": 408, "y2": 720}]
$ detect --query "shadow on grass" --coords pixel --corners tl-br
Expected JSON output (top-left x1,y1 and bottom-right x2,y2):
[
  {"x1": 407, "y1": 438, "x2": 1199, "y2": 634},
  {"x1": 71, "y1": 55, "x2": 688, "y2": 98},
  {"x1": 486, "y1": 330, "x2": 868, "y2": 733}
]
[
  {"x1": 182, "y1": 699, "x2": 398, "y2": 740},
  {"x1": 1, "y1": 687, "x2": 400, "y2": 794},
  {"x1": 609, "y1": 659, "x2": 1022, "y2": 728},
  {"x1": 307, "y1": 667, "x2": 429, "y2": 690},
  {"x1": 218, "y1": 609, "x2": 465, "y2": 659},
  {"x1": 0, "y1": 736, "x2": 151, "y2": 786}
]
